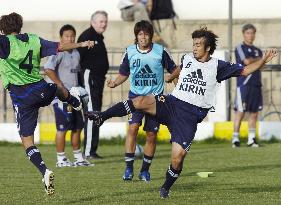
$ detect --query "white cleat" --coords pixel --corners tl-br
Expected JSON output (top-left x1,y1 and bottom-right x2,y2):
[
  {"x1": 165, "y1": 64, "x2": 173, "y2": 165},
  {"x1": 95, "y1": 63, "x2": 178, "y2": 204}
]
[
  {"x1": 42, "y1": 169, "x2": 55, "y2": 195},
  {"x1": 73, "y1": 159, "x2": 95, "y2": 167},
  {"x1": 56, "y1": 158, "x2": 73, "y2": 167}
]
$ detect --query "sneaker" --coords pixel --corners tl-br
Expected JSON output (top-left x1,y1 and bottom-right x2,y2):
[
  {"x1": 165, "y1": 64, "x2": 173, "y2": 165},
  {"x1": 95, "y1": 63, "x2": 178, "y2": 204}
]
[
  {"x1": 247, "y1": 138, "x2": 259, "y2": 148},
  {"x1": 85, "y1": 111, "x2": 104, "y2": 127},
  {"x1": 42, "y1": 169, "x2": 55, "y2": 195},
  {"x1": 160, "y1": 187, "x2": 169, "y2": 199},
  {"x1": 232, "y1": 141, "x2": 240, "y2": 148},
  {"x1": 56, "y1": 158, "x2": 73, "y2": 167},
  {"x1": 74, "y1": 159, "x2": 95, "y2": 167},
  {"x1": 123, "y1": 167, "x2": 134, "y2": 181},
  {"x1": 138, "y1": 171, "x2": 151, "y2": 182}
]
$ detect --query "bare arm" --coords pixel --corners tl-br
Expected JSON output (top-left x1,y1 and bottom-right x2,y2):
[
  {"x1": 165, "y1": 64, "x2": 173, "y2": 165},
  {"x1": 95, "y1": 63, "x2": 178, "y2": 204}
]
[
  {"x1": 107, "y1": 74, "x2": 129, "y2": 88},
  {"x1": 44, "y1": 69, "x2": 69, "y2": 99},
  {"x1": 241, "y1": 49, "x2": 278, "y2": 76},
  {"x1": 243, "y1": 57, "x2": 261, "y2": 65},
  {"x1": 165, "y1": 66, "x2": 181, "y2": 85},
  {"x1": 58, "y1": 41, "x2": 94, "y2": 52}
]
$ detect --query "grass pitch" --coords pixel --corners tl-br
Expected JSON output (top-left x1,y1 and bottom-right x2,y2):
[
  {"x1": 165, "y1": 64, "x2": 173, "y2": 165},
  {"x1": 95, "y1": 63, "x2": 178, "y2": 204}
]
[{"x1": 1, "y1": 141, "x2": 281, "y2": 205}]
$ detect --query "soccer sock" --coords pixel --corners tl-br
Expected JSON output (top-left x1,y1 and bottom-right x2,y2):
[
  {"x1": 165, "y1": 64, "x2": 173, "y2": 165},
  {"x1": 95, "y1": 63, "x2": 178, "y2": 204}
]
[
  {"x1": 232, "y1": 132, "x2": 240, "y2": 143},
  {"x1": 248, "y1": 128, "x2": 256, "y2": 144},
  {"x1": 26, "y1": 146, "x2": 47, "y2": 176},
  {"x1": 125, "y1": 153, "x2": 135, "y2": 170},
  {"x1": 162, "y1": 165, "x2": 182, "y2": 191},
  {"x1": 140, "y1": 154, "x2": 154, "y2": 172},
  {"x1": 57, "y1": 152, "x2": 66, "y2": 162},
  {"x1": 73, "y1": 149, "x2": 84, "y2": 162},
  {"x1": 102, "y1": 100, "x2": 136, "y2": 121}
]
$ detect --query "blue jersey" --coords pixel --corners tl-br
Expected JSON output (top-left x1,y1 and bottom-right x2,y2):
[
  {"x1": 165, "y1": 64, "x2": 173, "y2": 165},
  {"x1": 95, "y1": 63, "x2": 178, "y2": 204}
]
[
  {"x1": 119, "y1": 43, "x2": 176, "y2": 96},
  {"x1": 235, "y1": 43, "x2": 262, "y2": 87}
]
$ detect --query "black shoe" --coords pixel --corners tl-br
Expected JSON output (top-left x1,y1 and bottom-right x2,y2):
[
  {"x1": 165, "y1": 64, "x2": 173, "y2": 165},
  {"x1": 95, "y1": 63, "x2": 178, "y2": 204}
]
[
  {"x1": 160, "y1": 187, "x2": 169, "y2": 199},
  {"x1": 232, "y1": 141, "x2": 240, "y2": 148},
  {"x1": 86, "y1": 153, "x2": 103, "y2": 159},
  {"x1": 84, "y1": 111, "x2": 104, "y2": 127},
  {"x1": 247, "y1": 138, "x2": 260, "y2": 148}
]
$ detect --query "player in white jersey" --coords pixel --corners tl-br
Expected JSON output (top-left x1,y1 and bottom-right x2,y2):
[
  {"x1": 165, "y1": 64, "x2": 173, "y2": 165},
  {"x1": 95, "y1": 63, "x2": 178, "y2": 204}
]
[{"x1": 85, "y1": 27, "x2": 277, "y2": 199}]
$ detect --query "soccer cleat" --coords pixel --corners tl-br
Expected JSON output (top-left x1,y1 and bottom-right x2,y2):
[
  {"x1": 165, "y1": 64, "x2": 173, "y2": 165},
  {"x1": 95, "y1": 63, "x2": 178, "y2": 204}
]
[
  {"x1": 42, "y1": 169, "x2": 55, "y2": 195},
  {"x1": 123, "y1": 167, "x2": 134, "y2": 181},
  {"x1": 56, "y1": 158, "x2": 73, "y2": 167},
  {"x1": 160, "y1": 187, "x2": 169, "y2": 199},
  {"x1": 232, "y1": 141, "x2": 240, "y2": 148},
  {"x1": 138, "y1": 171, "x2": 151, "y2": 182},
  {"x1": 84, "y1": 111, "x2": 104, "y2": 127},
  {"x1": 73, "y1": 159, "x2": 95, "y2": 167},
  {"x1": 247, "y1": 138, "x2": 260, "y2": 148}
]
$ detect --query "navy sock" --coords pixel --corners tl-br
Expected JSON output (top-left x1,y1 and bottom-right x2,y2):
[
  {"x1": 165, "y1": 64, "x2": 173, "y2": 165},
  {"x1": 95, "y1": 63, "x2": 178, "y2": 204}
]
[
  {"x1": 162, "y1": 165, "x2": 182, "y2": 191},
  {"x1": 140, "y1": 154, "x2": 154, "y2": 172},
  {"x1": 26, "y1": 146, "x2": 47, "y2": 176},
  {"x1": 102, "y1": 100, "x2": 135, "y2": 121},
  {"x1": 125, "y1": 153, "x2": 135, "y2": 170}
]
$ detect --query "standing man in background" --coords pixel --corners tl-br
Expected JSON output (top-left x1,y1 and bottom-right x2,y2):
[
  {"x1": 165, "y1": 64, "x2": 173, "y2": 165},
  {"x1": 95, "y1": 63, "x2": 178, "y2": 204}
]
[
  {"x1": 44, "y1": 24, "x2": 92, "y2": 167},
  {"x1": 78, "y1": 11, "x2": 109, "y2": 159},
  {"x1": 232, "y1": 24, "x2": 263, "y2": 148}
]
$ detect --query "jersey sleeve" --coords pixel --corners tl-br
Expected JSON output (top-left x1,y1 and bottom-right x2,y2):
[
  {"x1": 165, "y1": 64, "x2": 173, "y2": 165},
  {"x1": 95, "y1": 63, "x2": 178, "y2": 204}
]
[
  {"x1": 43, "y1": 54, "x2": 61, "y2": 70},
  {"x1": 179, "y1": 54, "x2": 186, "y2": 70},
  {"x1": 162, "y1": 48, "x2": 177, "y2": 73},
  {"x1": 216, "y1": 60, "x2": 244, "y2": 82},
  {"x1": 119, "y1": 51, "x2": 130, "y2": 76},
  {"x1": 39, "y1": 38, "x2": 59, "y2": 58},
  {"x1": 0, "y1": 35, "x2": 10, "y2": 59}
]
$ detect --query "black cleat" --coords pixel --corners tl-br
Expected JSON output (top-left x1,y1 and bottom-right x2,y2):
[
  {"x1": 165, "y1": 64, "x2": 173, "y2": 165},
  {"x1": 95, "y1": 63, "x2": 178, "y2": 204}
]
[
  {"x1": 160, "y1": 187, "x2": 169, "y2": 199},
  {"x1": 232, "y1": 141, "x2": 240, "y2": 148},
  {"x1": 85, "y1": 111, "x2": 104, "y2": 127}
]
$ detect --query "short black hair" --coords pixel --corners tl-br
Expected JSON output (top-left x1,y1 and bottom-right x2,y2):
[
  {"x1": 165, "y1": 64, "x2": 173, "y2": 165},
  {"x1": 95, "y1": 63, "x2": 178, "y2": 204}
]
[
  {"x1": 0, "y1": 12, "x2": 23, "y2": 35},
  {"x1": 242, "y1": 24, "x2": 256, "y2": 33},
  {"x1": 191, "y1": 27, "x2": 218, "y2": 55},
  {"x1": 59, "y1": 24, "x2": 76, "y2": 37},
  {"x1": 134, "y1": 20, "x2": 154, "y2": 44}
]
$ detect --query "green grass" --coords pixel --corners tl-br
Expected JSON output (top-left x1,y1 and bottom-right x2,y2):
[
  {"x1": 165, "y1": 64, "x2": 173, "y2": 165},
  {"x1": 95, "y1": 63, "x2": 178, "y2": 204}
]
[{"x1": 1, "y1": 142, "x2": 281, "y2": 205}]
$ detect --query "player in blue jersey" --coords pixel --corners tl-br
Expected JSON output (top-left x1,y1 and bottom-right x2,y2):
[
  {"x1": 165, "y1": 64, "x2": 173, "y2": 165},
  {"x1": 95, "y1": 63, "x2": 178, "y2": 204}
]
[
  {"x1": 0, "y1": 12, "x2": 94, "y2": 195},
  {"x1": 232, "y1": 24, "x2": 262, "y2": 148},
  {"x1": 85, "y1": 27, "x2": 277, "y2": 199},
  {"x1": 106, "y1": 20, "x2": 177, "y2": 181}
]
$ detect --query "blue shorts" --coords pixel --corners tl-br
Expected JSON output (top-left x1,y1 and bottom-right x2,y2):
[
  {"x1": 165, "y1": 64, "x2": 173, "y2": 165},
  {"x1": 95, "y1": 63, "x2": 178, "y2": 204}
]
[
  {"x1": 154, "y1": 94, "x2": 209, "y2": 151},
  {"x1": 53, "y1": 100, "x2": 84, "y2": 131},
  {"x1": 128, "y1": 110, "x2": 160, "y2": 132},
  {"x1": 234, "y1": 86, "x2": 263, "y2": 112},
  {"x1": 8, "y1": 80, "x2": 57, "y2": 137}
]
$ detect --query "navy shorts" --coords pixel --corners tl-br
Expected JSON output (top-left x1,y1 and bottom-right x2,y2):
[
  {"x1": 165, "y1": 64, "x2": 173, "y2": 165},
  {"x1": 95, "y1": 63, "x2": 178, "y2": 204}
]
[
  {"x1": 8, "y1": 80, "x2": 57, "y2": 137},
  {"x1": 234, "y1": 86, "x2": 263, "y2": 112},
  {"x1": 128, "y1": 110, "x2": 160, "y2": 132},
  {"x1": 53, "y1": 100, "x2": 84, "y2": 131},
  {"x1": 154, "y1": 94, "x2": 209, "y2": 151}
]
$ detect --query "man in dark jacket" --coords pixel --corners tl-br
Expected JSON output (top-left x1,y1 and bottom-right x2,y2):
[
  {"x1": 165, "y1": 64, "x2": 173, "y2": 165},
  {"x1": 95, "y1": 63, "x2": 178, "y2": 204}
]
[{"x1": 77, "y1": 10, "x2": 109, "y2": 159}]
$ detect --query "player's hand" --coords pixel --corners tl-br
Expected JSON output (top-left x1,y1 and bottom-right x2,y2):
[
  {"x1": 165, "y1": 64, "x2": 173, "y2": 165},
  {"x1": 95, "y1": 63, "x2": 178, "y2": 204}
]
[
  {"x1": 165, "y1": 74, "x2": 173, "y2": 83},
  {"x1": 81, "y1": 40, "x2": 95, "y2": 49},
  {"x1": 107, "y1": 78, "x2": 116, "y2": 88},
  {"x1": 263, "y1": 48, "x2": 278, "y2": 63}
]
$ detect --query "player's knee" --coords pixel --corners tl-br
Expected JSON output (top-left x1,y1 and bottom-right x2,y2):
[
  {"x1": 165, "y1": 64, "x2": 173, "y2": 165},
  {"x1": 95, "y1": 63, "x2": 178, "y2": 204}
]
[
  {"x1": 146, "y1": 132, "x2": 157, "y2": 144},
  {"x1": 133, "y1": 96, "x2": 145, "y2": 109}
]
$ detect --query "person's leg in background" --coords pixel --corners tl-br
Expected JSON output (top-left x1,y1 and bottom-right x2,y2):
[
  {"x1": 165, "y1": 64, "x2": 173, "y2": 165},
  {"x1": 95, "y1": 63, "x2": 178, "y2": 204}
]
[{"x1": 84, "y1": 74, "x2": 105, "y2": 159}]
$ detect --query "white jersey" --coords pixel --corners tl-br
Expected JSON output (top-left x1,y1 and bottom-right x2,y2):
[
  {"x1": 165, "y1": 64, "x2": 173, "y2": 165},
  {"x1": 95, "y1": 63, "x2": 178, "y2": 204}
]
[{"x1": 171, "y1": 53, "x2": 220, "y2": 109}]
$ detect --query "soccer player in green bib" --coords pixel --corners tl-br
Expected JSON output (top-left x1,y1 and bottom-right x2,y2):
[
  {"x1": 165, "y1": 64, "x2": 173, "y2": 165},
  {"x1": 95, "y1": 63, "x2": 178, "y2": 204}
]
[{"x1": 0, "y1": 12, "x2": 94, "y2": 195}]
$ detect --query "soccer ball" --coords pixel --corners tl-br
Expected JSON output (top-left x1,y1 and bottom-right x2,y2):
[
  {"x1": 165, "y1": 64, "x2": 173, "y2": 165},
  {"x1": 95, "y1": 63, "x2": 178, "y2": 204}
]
[
  {"x1": 135, "y1": 144, "x2": 144, "y2": 158},
  {"x1": 69, "y1": 86, "x2": 89, "y2": 107}
]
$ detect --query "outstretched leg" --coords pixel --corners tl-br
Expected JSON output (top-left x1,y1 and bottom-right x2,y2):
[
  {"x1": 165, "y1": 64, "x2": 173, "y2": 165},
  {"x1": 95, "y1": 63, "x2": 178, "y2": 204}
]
[{"x1": 85, "y1": 95, "x2": 157, "y2": 125}]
